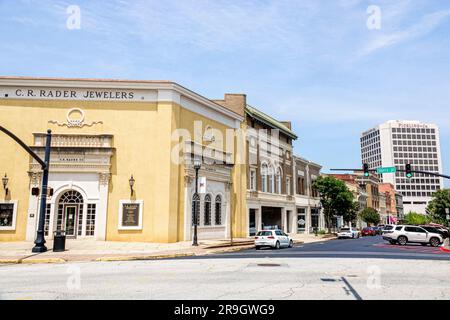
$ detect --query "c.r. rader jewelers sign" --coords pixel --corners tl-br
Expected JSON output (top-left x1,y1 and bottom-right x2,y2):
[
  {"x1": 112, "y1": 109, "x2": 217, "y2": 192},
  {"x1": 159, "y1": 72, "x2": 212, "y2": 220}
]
[{"x1": 0, "y1": 87, "x2": 156, "y2": 101}]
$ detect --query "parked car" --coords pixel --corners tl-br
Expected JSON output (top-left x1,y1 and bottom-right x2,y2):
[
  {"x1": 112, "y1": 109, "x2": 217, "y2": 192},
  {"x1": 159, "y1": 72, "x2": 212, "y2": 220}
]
[
  {"x1": 337, "y1": 227, "x2": 360, "y2": 239},
  {"x1": 255, "y1": 230, "x2": 293, "y2": 250},
  {"x1": 420, "y1": 225, "x2": 449, "y2": 239},
  {"x1": 372, "y1": 226, "x2": 383, "y2": 235},
  {"x1": 361, "y1": 227, "x2": 376, "y2": 236},
  {"x1": 382, "y1": 225, "x2": 443, "y2": 247}
]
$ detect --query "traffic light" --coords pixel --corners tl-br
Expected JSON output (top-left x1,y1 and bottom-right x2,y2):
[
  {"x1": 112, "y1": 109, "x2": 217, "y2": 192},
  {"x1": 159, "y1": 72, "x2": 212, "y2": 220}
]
[
  {"x1": 31, "y1": 187, "x2": 39, "y2": 196},
  {"x1": 405, "y1": 164, "x2": 413, "y2": 178},
  {"x1": 363, "y1": 163, "x2": 370, "y2": 177}
]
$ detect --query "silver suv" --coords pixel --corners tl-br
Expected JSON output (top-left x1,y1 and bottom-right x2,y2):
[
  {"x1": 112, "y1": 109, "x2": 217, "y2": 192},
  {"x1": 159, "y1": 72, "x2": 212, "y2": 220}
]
[{"x1": 382, "y1": 225, "x2": 443, "y2": 247}]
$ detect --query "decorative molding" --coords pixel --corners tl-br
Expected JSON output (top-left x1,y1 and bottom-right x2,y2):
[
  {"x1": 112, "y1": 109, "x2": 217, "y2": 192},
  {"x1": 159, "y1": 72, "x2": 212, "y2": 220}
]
[
  {"x1": 184, "y1": 175, "x2": 193, "y2": 186},
  {"x1": 99, "y1": 173, "x2": 111, "y2": 186},
  {"x1": 28, "y1": 171, "x2": 42, "y2": 186},
  {"x1": 48, "y1": 108, "x2": 103, "y2": 128}
]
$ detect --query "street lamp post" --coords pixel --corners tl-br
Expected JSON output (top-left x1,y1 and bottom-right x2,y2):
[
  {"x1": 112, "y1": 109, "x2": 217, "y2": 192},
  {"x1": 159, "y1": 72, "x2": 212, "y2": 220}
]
[
  {"x1": 192, "y1": 159, "x2": 201, "y2": 246},
  {"x1": 32, "y1": 129, "x2": 52, "y2": 253}
]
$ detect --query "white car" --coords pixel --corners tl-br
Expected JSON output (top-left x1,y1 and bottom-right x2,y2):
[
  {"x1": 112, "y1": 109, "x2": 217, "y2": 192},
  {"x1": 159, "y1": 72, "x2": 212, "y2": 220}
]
[
  {"x1": 382, "y1": 225, "x2": 443, "y2": 247},
  {"x1": 337, "y1": 227, "x2": 360, "y2": 239},
  {"x1": 255, "y1": 230, "x2": 293, "y2": 250}
]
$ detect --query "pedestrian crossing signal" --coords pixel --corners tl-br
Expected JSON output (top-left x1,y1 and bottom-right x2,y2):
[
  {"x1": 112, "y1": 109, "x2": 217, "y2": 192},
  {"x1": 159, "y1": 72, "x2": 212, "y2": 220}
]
[{"x1": 405, "y1": 164, "x2": 413, "y2": 178}]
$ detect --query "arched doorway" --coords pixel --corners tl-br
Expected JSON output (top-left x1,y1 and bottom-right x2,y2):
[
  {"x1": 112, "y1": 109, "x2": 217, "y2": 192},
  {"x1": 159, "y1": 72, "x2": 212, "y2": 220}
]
[{"x1": 56, "y1": 190, "x2": 84, "y2": 239}]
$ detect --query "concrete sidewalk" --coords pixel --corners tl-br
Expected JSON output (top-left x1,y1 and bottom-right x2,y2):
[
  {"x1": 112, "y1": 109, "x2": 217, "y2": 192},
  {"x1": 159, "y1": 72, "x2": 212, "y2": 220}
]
[{"x1": 0, "y1": 233, "x2": 335, "y2": 264}]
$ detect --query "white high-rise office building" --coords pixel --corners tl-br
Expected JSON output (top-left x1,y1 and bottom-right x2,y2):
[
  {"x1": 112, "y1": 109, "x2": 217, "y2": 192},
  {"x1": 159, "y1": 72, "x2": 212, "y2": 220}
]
[{"x1": 361, "y1": 120, "x2": 444, "y2": 214}]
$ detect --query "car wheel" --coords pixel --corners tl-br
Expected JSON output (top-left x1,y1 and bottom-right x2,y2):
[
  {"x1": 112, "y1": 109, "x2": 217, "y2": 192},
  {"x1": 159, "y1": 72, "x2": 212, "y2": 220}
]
[
  {"x1": 430, "y1": 237, "x2": 440, "y2": 247},
  {"x1": 397, "y1": 236, "x2": 408, "y2": 246},
  {"x1": 288, "y1": 240, "x2": 293, "y2": 248},
  {"x1": 275, "y1": 241, "x2": 280, "y2": 250}
]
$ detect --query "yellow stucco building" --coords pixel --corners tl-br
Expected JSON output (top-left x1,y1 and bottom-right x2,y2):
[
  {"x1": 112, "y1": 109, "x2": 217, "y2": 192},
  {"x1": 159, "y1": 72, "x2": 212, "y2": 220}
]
[{"x1": 0, "y1": 76, "x2": 247, "y2": 243}]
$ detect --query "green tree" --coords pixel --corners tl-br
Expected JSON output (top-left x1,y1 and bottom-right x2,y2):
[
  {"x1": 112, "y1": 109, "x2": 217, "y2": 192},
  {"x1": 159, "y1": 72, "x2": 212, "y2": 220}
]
[
  {"x1": 426, "y1": 189, "x2": 450, "y2": 225},
  {"x1": 312, "y1": 176, "x2": 355, "y2": 233},
  {"x1": 403, "y1": 212, "x2": 430, "y2": 225},
  {"x1": 359, "y1": 208, "x2": 380, "y2": 226},
  {"x1": 345, "y1": 202, "x2": 359, "y2": 225}
]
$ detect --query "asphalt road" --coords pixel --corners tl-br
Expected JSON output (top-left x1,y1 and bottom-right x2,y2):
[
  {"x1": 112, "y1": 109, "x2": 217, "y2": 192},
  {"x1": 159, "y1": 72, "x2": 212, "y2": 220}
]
[
  {"x1": 201, "y1": 235, "x2": 450, "y2": 261},
  {"x1": 1, "y1": 236, "x2": 450, "y2": 300}
]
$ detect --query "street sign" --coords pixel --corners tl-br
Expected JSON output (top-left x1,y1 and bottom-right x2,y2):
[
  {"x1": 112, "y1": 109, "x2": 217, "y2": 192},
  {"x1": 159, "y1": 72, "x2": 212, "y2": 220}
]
[{"x1": 376, "y1": 167, "x2": 397, "y2": 174}]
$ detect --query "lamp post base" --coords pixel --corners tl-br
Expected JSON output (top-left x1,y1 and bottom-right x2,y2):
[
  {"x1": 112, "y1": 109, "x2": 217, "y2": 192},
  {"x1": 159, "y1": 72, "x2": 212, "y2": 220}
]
[
  {"x1": 32, "y1": 244, "x2": 47, "y2": 253},
  {"x1": 32, "y1": 231, "x2": 47, "y2": 253}
]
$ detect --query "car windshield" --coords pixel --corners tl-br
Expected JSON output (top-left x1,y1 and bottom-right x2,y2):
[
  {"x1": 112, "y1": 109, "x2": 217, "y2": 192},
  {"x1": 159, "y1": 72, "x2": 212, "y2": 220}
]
[
  {"x1": 256, "y1": 231, "x2": 273, "y2": 236},
  {"x1": 384, "y1": 225, "x2": 394, "y2": 230}
]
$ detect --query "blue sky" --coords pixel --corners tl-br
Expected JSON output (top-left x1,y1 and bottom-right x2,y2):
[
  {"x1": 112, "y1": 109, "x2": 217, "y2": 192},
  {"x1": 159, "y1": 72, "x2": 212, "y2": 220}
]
[{"x1": 1, "y1": 0, "x2": 450, "y2": 181}]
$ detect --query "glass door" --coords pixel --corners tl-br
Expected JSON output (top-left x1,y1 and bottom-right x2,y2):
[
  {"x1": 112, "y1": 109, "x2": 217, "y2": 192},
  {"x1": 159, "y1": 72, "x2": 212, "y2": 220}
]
[
  {"x1": 65, "y1": 205, "x2": 77, "y2": 237},
  {"x1": 297, "y1": 208, "x2": 306, "y2": 233}
]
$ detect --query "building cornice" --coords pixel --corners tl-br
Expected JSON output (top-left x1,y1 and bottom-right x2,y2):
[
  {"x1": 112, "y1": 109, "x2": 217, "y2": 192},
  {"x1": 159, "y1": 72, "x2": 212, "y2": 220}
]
[{"x1": 0, "y1": 76, "x2": 244, "y2": 123}]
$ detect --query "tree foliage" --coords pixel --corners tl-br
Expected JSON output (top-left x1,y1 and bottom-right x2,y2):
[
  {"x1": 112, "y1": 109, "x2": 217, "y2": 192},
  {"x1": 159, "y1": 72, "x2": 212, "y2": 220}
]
[
  {"x1": 403, "y1": 212, "x2": 430, "y2": 225},
  {"x1": 312, "y1": 176, "x2": 355, "y2": 232},
  {"x1": 426, "y1": 189, "x2": 450, "y2": 225},
  {"x1": 359, "y1": 208, "x2": 380, "y2": 226}
]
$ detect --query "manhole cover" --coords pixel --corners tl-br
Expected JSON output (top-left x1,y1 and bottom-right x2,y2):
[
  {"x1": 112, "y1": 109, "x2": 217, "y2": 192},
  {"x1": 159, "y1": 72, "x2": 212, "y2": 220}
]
[{"x1": 257, "y1": 263, "x2": 281, "y2": 267}]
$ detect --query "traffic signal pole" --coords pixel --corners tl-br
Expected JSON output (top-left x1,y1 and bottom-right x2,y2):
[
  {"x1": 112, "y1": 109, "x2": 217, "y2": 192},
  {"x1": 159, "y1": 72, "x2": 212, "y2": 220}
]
[
  {"x1": 0, "y1": 126, "x2": 52, "y2": 253},
  {"x1": 330, "y1": 168, "x2": 450, "y2": 180}
]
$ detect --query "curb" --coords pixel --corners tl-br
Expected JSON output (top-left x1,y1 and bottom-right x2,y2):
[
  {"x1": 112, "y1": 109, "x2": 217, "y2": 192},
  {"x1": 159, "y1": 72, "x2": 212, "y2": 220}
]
[
  {"x1": 95, "y1": 252, "x2": 195, "y2": 262},
  {"x1": 21, "y1": 258, "x2": 67, "y2": 264},
  {"x1": 440, "y1": 246, "x2": 450, "y2": 253},
  {"x1": 204, "y1": 242, "x2": 254, "y2": 249},
  {"x1": 0, "y1": 259, "x2": 20, "y2": 264},
  {"x1": 206, "y1": 245, "x2": 254, "y2": 255}
]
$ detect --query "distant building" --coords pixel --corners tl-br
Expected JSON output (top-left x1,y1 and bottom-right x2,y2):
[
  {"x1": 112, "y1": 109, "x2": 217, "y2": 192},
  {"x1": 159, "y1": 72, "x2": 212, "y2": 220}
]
[
  {"x1": 244, "y1": 105, "x2": 298, "y2": 236},
  {"x1": 379, "y1": 183, "x2": 398, "y2": 224},
  {"x1": 329, "y1": 173, "x2": 374, "y2": 228},
  {"x1": 361, "y1": 120, "x2": 444, "y2": 214},
  {"x1": 293, "y1": 156, "x2": 324, "y2": 234}
]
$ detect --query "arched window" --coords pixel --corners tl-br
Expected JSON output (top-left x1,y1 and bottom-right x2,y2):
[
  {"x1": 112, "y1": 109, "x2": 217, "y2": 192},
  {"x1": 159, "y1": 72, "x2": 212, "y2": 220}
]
[
  {"x1": 215, "y1": 195, "x2": 222, "y2": 225},
  {"x1": 261, "y1": 163, "x2": 268, "y2": 192},
  {"x1": 192, "y1": 194, "x2": 200, "y2": 225},
  {"x1": 204, "y1": 194, "x2": 212, "y2": 226},
  {"x1": 275, "y1": 167, "x2": 282, "y2": 194},
  {"x1": 268, "y1": 165, "x2": 274, "y2": 193}
]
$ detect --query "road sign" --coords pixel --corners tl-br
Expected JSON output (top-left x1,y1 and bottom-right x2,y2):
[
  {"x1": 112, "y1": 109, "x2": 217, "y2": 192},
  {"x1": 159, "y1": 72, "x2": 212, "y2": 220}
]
[{"x1": 376, "y1": 167, "x2": 397, "y2": 174}]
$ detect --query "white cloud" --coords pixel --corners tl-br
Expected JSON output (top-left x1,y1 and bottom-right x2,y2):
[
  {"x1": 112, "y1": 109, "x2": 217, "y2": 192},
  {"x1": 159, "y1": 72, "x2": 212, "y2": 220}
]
[{"x1": 361, "y1": 8, "x2": 450, "y2": 56}]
